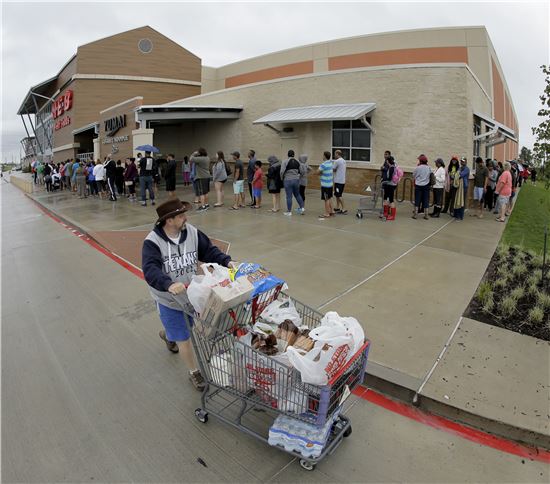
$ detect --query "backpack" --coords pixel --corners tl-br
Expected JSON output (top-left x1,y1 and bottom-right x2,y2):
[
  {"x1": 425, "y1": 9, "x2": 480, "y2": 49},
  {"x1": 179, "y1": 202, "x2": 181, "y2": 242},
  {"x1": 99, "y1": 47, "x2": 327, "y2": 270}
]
[
  {"x1": 429, "y1": 171, "x2": 436, "y2": 186},
  {"x1": 283, "y1": 158, "x2": 300, "y2": 178},
  {"x1": 224, "y1": 161, "x2": 232, "y2": 176},
  {"x1": 391, "y1": 164, "x2": 404, "y2": 184}
]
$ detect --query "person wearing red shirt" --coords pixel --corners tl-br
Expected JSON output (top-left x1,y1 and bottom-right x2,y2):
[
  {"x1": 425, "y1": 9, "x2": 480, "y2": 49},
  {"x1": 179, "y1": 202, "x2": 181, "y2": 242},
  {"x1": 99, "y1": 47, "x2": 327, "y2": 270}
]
[{"x1": 252, "y1": 160, "x2": 263, "y2": 209}]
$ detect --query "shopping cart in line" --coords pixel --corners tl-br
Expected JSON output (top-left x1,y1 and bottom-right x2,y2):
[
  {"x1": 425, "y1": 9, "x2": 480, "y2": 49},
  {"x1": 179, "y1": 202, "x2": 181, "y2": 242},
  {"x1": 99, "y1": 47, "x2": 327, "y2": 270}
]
[
  {"x1": 356, "y1": 183, "x2": 384, "y2": 219},
  {"x1": 186, "y1": 285, "x2": 370, "y2": 471}
]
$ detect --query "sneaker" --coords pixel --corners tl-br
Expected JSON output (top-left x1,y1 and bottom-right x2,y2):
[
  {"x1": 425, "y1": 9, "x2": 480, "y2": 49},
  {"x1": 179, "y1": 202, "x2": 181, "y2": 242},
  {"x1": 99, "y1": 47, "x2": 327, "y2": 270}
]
[
  {"x1": 283, "y1": 212, "x2": 292, "y2": 216},
  {"x1": 298, "y1": 208, "x2": 305, "y2": 215},
  {"x1": 151, "y1": 201, "x2": 155, "y2": 206},
  {"x1": 189, "y1": 369, "x2": 206, "y2": 391},
  {"x1": 141, "y1": 202, "x2": 147, "y2": 207},
  {"x1": 159, "y1": 330, "x2": 179, "y2": 353}
]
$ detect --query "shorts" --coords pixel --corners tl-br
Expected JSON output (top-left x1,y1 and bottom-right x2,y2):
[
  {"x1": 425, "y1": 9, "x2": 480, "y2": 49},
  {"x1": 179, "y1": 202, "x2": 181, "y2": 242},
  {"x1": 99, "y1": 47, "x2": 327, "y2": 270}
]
[
  {"x1": 198, "y1": 178, "x2": 210, "y2": 195},
  {"x1": 473, "y1": 186, "x2": 484, "y2": 201},
  {"x1": 253, "y1": 187, "x2": 262, "y2": 199},
  {"x1": 334, "y1": 183, "x2": 345, "y2": 198},
  {"x1": 166, "y1": 177, "x2": 176, "y2": 192},
  {"x1": 233, "y1": 179, "x2": 244, "y2": 194},
  {"x1": 497, "y1": 194, "x2": 510, "y2": 209},
  {"x1": 382, "y1": 184, "x2": 396, "y2": 203},
  {"x1": 321, "y1": 186, "x2": 333, "y2": 200},
  {"x1": 157, "y1": 303, "x2": 193, "y2": 342}
]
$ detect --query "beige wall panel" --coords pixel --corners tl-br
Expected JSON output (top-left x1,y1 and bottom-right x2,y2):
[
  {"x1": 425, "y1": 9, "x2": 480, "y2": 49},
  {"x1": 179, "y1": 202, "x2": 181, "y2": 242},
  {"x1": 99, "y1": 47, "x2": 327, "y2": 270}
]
[
  {"x1": 99, "y1": 98, "x2": 143, "y2": 161},
  {"x1": 327, "y1": 28, "x2": 469, "y2": 57},
  {"x1": 71, "y1": 79, "x2": 199, "y2": 129},
  {"x1": 53, "y1": 147, "x2": 76, "y2": 163},
  {"x1": 466, "y1": 46, "x2": 492, "y2": 95},
  {"x1": 175, "y1": 66, "x2": 471, "y2": 171},
  {"x1": 465, "y1": 27, "x2": 488, "y2": 47},
  {"x1": 313, "y1": 58, "x2": 329, "y2": 72},
  {"x1": 76, "y1": 26, "x2": 201, "y2": 82},
  {"x1": 56, "y1": 56, "x2": 78, "y2": 91}
]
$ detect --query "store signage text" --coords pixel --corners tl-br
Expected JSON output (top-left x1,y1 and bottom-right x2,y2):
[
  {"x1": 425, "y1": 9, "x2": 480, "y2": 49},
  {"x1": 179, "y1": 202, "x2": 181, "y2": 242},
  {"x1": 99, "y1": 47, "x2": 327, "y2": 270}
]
[
  {"x1": 52, "y1": 90, "x2": 73, "y2": 119},
  {"x1": 104, "y1": 114, "x2": 126, "y2": 137},
  {"x1": 102, "y1": 135, "x2": 129, "y2": 144},
  {"x1": 485, "y1": 132, "x2": 506, "y2": 147},
  {"x1": 55, "y1": 116, "x2": 71, "y2": 131}
]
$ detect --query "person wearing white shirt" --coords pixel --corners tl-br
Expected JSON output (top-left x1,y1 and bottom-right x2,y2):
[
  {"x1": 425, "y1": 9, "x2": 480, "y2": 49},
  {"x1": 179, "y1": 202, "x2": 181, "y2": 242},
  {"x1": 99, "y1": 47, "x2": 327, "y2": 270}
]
[
  {"x1": 93, "y1": 160, "x2": 105, "y2": 199},
  {"x1": 332, "y1": 150, "x2": 347, "y2": 214},
  {"x1": 430, "y1": 158, "x2": 446, "y2": 218}
]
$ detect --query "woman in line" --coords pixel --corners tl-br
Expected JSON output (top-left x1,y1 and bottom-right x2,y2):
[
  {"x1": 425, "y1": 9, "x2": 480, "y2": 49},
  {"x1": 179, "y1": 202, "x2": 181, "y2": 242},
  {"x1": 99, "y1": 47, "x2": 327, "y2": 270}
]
[
  {"x1": 165, "y1": 154, "x2": 177, "y2": 199},
  {"x1": 380, "y1": 155, "x2": 397, "y2": 220},
  {"x1": 190, "y1": 148, "x2": 211, "y2": 212},
  {"x1": 412, "y1": 154, "x2": 431, "y2": 220},
  {"x1": 212, "y1": 151, "x2": 228, "y2": 207},
  {"x1": 495, "y1": 161, "x2": 512, "y2": 222},
  {"x1": 266, "y1": 155, "x2": 282, "y2": 212},
  {"x1": 441, "y1": 156, "x2": 460, "y2": 215},
  {"x1": 280, "y1": 150, "x2": 305, "y2": 216},
  {"x1": 484, "y1": 161, "x2": 498, "y2": 212},
  {"x1": 182, "y1": 156, "x2": 191, "y2": 186},
  {"x1": 430, "y1": 158, "x2": 446, "y2": 217},
  {"x1": 124, "y1": 157, "x2": 138, "y2": 202},
  {"x1": 453, "y1": 157, "x2": 470, "y2": 221}
]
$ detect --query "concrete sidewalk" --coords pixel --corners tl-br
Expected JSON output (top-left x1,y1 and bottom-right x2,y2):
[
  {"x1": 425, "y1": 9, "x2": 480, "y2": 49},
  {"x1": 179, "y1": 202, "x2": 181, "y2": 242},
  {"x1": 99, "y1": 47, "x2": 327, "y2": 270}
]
[{"x1": 15, "y1": 172, "x2": 550, "y2": 447}]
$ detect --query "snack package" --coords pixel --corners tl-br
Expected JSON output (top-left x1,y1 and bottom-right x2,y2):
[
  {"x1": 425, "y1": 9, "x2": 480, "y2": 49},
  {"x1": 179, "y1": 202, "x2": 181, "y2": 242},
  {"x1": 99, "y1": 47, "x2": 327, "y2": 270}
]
[
  {"x1": 275, "y1": 320, "x2": 299, "y2": 352},
  {"x1": 233, "y1": 262, "x2": 286, "y2": 298},
  {"x1": 292, "y1": 328, "x2": 315, "y2": 352}
]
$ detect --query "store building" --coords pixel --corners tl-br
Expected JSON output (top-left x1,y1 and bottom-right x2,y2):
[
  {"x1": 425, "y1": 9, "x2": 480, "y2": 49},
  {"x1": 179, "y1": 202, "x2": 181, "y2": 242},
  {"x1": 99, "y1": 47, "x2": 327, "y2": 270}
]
[{"x1": 19, "y1": 25, "x2": 518, "y2": 195}]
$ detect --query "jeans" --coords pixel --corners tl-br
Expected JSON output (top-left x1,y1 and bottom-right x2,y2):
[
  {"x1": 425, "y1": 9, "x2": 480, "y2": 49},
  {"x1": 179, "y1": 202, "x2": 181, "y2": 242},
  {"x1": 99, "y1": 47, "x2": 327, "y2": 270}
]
[
  {"x1": 283, "y1": 179, "x2": 303, "y2": 212},
  {"x1": 140, "y1": 175, "x2": 154, "y2": 202},
  {"x1": 433, "y1": 187, "x2": 444, "y2": 207},
  {"x1": 414, "y1": 184, "x2": 430, "y2": 210}
]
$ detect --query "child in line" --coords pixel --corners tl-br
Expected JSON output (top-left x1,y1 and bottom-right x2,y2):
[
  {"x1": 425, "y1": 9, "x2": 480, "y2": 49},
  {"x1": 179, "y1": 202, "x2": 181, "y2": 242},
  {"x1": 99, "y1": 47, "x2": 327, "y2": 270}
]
[{"x1": 252, "y1": 160, "x2": 263, "y2": 209}]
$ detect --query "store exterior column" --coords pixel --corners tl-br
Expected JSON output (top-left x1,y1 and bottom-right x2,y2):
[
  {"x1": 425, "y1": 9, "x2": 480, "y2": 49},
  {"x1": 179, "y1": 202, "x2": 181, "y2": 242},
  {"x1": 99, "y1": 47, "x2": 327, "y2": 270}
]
[{"x1": 132, "y1": 128, "x2": 154, "y2": 157}]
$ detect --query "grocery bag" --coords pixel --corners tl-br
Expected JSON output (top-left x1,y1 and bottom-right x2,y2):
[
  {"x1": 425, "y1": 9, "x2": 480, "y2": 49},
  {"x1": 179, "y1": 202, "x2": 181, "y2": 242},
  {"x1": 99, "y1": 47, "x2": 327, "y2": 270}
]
[
  {"x1": 260, "y1": 298, "x2": 302, "y2": 326},
  {"x1": 187, "y1": 263, "x2": 231, "y2": 314}
]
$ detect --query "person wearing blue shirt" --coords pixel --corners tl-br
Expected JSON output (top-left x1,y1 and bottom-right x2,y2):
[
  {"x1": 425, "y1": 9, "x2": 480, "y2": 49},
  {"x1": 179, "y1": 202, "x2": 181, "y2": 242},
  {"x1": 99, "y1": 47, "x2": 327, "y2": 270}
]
[{"x1": 318, "y1": 151, "x2": 334, "y2": 218}]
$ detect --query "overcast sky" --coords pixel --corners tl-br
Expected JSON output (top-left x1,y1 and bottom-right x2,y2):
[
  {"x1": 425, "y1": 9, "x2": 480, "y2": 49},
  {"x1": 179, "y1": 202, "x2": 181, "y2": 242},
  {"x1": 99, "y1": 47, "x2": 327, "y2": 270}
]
[{"x1": 1, "y1": 1, "x2": 548, "y2": 161}]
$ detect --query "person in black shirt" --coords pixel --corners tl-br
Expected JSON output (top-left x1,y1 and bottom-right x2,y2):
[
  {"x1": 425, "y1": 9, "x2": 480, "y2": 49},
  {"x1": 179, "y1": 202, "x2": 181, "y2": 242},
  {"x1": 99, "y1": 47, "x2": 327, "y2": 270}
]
[
  {"x1": 115, "y1": 160, "x2": 125, "y2": 196},
  {"x1": 139, "y1": 150, "x2": 156, "y2": 206},
  {"x1": 104, "y1": 156, "x2": 117, "y2": 201},
  {"x1": 165, "y1": 154, "x2": 177, "y2": 198}
]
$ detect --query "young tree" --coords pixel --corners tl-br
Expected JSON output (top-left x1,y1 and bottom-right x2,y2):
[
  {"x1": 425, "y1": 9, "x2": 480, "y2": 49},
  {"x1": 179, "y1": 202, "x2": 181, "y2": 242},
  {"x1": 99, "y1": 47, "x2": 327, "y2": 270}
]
[
  {"x1": 519, "y1": 146, "x2": 532, "y2": 164},
  {"x1": 532, "y1": 65, "x2": 549, "y2": 187}
]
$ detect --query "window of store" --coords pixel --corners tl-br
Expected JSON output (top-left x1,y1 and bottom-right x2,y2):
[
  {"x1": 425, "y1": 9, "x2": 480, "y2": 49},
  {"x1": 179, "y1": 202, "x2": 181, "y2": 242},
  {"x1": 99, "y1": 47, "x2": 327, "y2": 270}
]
[
  {"x1": 473, "y1": 119, "x2": 481, "y2": 158},
  {"x1": 332, "y1": 118, "x2": 372, "y2": 162}
]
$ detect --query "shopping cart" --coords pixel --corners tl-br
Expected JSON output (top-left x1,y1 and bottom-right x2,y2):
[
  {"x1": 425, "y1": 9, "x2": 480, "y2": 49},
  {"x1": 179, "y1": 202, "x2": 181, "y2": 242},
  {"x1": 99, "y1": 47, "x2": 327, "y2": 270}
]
[
  {"x1": 356, "y1": 183, "x2": 384, "y2": 219},
  {"x1": 188, "y1": 285, "x2": 370, "y2": 471}
]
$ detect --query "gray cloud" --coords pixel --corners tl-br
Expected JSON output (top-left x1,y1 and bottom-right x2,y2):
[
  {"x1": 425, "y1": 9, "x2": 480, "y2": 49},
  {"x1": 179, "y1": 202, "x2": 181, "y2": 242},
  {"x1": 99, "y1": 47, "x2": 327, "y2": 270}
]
[{"x1": 1, "y1": 1, "x2": 548, "y2": 161}]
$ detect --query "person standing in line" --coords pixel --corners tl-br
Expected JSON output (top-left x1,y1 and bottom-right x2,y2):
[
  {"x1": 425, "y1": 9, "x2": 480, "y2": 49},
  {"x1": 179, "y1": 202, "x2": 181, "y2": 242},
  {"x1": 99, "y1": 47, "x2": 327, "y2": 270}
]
[
  {"x1": 412, "y1": 154, "x2": 431, "y2": 220},
  {"x1": 495, "y1": 161, "x2": 513, "y2": 222},
  {"x1": 59, "y1": 161, "x2": 66, "y2": 190},
  {"x1": 36, "y1": 160, "x2": 44, "y2": 185},
  {"x1": 71, "y1": 159, "x2": 79, "y2": 192},
  {"x1": 318, "y1": 151, "x2": 335, "y2": 219},
  {"x1": 230, "y1": 151, "x2": 245, "y2": 210},
  {"x1": 190, "y1": 148, "x2": 211, "y2": 212},
  {"x1": 298, "y1": 154, "x2": 311, "y2": 206},
  {"x1": 115, "y1": 160, "x2": 125, "y2": 196},
  {"x1": 124, "y1": 157, "x2": 138, "y2": 202},
  {"x1": 165, "y1": 153, "x2": 177, "y2": 199},
  {"x1": 139, "y1": 151, "x2": 156, "y2": 207},
  {"x1": 266, "y1": 155, "x2": 282, "y2": 212},
  {"x1": 93, "y1": 160, "x2": 105, "y2": 199},
  {"x1": 332, "y1": 150, "x2": 348, "y2": 214},
  {"x1": 380, "y1": 153, "x2": 396, "y2": 220},
  {"x1": 64, "y1": 159, "x2": 72, "y2": 190},
  {"x1": 31, "y1": 160, "x2": 38, "y2": 184},
  {"x1": 453, "y1": 157, "x2": 470, "y2": 221},
  {"x1": 104, "y1": 156, "x2": 117, "y2": 201},
  {"x1": 471, "y1": 157, "x2": 488, "y2": 218},
  {"x1": 44, "y1": 160, "x2": 53, "y2": 192},
  {"x1": 246, "y1": 149, "x2": 257, "y2": 206},
  {"x1": 87, "y1": 160, "x2": 97, "y2": 197},
  {"x1": 484, "y1": 161, "x2": 497, "y2": 212},
  {"x1": 252, "y1": 160, "x2": 263, "y2": 209},
  {"x1": 182, "y1": 156, "x2": 191, "y2": 186},
  {"x1": 430, "y1": 158, "x2": 446, "y2": 218},
  {"x1": 280, "y1": 150, "x2": 305, "y2": 216},
  {"x1": 75, "y1": 160, "x2": 88, "y2": 199},
  {"x1": 441, "y1": 156, "x2": 460, "y2": 215},
  {"x1": 212, "y1": 151, "x2": 228, "y2": 207},
  {"x1": 141, "y1": 198, "x2": 237, "y2": 391}
]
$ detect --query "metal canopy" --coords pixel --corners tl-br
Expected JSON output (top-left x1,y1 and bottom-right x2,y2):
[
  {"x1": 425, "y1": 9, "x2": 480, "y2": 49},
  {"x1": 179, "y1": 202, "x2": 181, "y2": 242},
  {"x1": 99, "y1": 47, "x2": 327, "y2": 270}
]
[
  {"x1": 17, "y1": 76, "x2": 58, "y2": 115},
  {"x1": 474, "y1": 111, "x2": 517, "y2": 142},
  {"x1": 136, "y1": 105, "x2": 243, "y2": 123},
  {"x1": 253, "y1": 103, "x2": 376, "y2": 124},
  {"x1": 72, "y1": 122, "x2": 99, "y2": 135}
]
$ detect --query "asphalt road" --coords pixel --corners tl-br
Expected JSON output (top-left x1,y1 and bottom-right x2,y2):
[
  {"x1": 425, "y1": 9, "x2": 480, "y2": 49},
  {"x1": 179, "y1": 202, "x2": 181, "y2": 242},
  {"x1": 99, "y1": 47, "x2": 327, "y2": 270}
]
[{"x1": 1, "y1": 181, "x2": 547, "y2": 483}]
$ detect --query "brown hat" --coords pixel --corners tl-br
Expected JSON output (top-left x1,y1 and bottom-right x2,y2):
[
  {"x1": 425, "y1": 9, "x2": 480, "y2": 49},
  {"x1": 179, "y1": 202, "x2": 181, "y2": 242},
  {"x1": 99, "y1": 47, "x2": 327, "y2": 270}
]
[{"x1": 155, "y1": 198, "x2": 192, "y2": 225}]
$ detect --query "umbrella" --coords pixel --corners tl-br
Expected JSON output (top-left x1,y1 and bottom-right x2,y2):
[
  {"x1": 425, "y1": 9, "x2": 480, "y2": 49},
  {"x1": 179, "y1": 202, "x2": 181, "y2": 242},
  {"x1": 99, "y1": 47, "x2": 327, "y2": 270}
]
[{"x1": 135, "y1": 144, "x2": 160, "y2": 153}]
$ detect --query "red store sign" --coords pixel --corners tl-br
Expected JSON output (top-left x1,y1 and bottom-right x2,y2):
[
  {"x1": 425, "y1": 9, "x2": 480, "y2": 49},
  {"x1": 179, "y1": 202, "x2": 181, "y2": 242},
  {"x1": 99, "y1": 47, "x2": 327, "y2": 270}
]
[{"x1": 52, "y1": 90, "x2": 73, "y2": 119}]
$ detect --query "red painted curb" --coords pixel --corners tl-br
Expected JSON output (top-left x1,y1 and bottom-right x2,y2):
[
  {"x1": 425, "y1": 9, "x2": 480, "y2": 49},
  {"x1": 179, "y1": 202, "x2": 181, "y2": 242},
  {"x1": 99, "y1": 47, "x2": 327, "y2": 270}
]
[
  {"x1": 352, "y1": 387, "x2": 550, "y2": 464},
  {"x1": 28, "y1": 194, "x2": 550, "y2": 464}
]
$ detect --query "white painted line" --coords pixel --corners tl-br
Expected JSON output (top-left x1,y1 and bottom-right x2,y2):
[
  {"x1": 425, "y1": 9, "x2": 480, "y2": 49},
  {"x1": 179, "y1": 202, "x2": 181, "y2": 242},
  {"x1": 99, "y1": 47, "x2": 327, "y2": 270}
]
[
  {"x1": 318, "y1": 219, "x2": 454, "y2": 310},
  {"x1": 414, "y1": 316, "x2": 464, "y2": 402}
]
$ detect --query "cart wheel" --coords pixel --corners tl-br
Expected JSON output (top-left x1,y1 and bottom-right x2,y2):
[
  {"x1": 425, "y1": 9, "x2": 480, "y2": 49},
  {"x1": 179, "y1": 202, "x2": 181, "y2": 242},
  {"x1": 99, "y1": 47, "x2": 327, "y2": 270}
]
[
  {"x1": 299, "y1": 459, "x2": 315, "y2": 471},
  {"x1": 195, "y1": 408, "x2": 208, "y2": 423},
  {"x1": 343, "y1": 425, "x2": 352, "y2": 438},
  {"x1": 356, "y1": 212, "x2": 363, "y2": 219}
]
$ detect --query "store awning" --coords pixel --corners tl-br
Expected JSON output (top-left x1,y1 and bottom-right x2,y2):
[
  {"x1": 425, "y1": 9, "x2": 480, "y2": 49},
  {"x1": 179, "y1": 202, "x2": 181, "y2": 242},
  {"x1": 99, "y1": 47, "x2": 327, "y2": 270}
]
[
  {"x1": 72, "y1": 122, "x2": 99, "y2": 135},
  {"x1": 474, "y1": 112, "x2": 517, "y2": 142},
  {"x1": 253, "y1": 103, "x2": 376, "y2": 124},
  {"x1": 136, "y1": 105, "x2": 243, "y2": 123},
  {"x1": 17, "y1": 76, "x2": 59, "y2": 115}
]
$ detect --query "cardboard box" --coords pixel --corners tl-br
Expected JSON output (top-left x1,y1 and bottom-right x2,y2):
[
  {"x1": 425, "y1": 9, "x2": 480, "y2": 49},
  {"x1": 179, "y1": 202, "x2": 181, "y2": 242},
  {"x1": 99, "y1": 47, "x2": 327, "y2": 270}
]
[{"x1": 200, "y1": 277, "x2": 255, "y2": 336}]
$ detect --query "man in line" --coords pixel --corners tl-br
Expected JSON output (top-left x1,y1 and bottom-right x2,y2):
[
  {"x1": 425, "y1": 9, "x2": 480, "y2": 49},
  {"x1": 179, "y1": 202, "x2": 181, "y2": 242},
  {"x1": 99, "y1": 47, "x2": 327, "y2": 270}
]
[
  {"x1": 139, "y1": 150, "x2": 156, "y2": 207},
  {"x1": 318, "y1": 151, "x2": 335, "y2": 219},
  {"x1": 230, "y1": 151, "x2": 245, "y2": 210},
  {"x1": 333, "y1": 150, "x2": 347, "y2": 214},
  {"x1": 472, "y1": 157, "x2": 488, "y2": 218},
  {"x1": 142, "y1": 198, "x2": 236, "y2": 390},
  {"x1": 246, "y1": 149, "x2": 257, "y2": 206},
  {"x1": 104, "y1": 155, "x2": 117, "y2": 201}
]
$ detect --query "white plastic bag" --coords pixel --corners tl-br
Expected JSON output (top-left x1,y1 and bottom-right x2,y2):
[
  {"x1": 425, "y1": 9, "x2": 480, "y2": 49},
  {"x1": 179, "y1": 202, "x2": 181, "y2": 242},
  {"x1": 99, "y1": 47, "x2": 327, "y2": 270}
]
[
  {"x1": 319, "y1": 312, "x2": 364, "y2": 357},
  {"x1": 211, "y1": 352, "x2": 232, "y2": 387},
  {"x1": 187, "y1": 263, "x2": 231, "y2": 314},
  {"x1": 260, "y1": 298, "x2": 302, "y2": 326}
]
